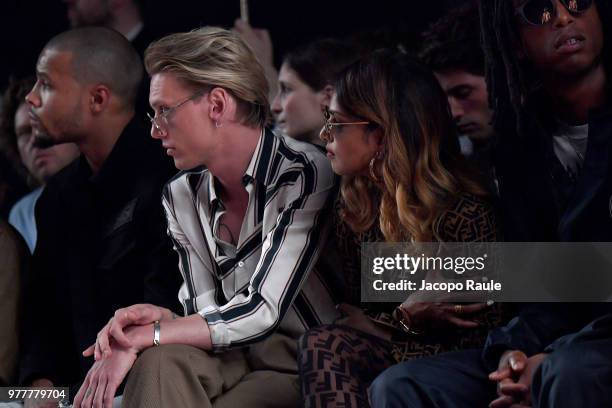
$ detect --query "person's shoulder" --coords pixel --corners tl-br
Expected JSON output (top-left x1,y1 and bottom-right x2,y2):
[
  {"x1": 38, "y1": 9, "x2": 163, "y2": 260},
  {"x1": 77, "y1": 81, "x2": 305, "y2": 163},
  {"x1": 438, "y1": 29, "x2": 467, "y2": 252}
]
[
  {"x1": 167, "y1": 166, "x2": 207, "y2": 185},
  {"x1": 273, "y1": 135, "x2": 335, "y2": 192},
  {"x1": 121, "y1": 120, "x2": 177, "y2": 178},
  {"x1": 275, "y1": 134, "x2": 333, "y2": 178},
  {"x1": 435, "y1": 192, "x2": 498, "y2": 242},
  {"x1": 272, "y1": 131, "x2": 322, "y2": 160},
  {"x1": 164, "y1": 166, "x2": 208, "y2": 196}
]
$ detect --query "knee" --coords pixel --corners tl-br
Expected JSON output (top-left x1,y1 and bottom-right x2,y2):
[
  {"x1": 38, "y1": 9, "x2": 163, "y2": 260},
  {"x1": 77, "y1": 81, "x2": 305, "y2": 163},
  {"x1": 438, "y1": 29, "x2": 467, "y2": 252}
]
[
  {"x1": 534, "y1": 347, "x2": 597, "y2": 395},
  {"x1": 298, "y1": 324, "x2": 347, "y2": 358},
  {"x1": 298, "y1": 325, "x2": 335, "y2": 371},
  {"x1": 132, "y1": 344, "x2": 196, "y2": 374},
  {"x1": 532, "y1": 347, "x2": 611, "y2": 407},
  {"x1": 536, "y1": 349, "x2": 584, "y2": 385},
  {"x1": 369, "y1": 361, "x2": 422, "y2": 407},
  {"x1": 299, "y1": 324, "x2": 374, "y2": 378},
  {"x1": 369, "y1": 364, "x2": 402, "y2": 399}
]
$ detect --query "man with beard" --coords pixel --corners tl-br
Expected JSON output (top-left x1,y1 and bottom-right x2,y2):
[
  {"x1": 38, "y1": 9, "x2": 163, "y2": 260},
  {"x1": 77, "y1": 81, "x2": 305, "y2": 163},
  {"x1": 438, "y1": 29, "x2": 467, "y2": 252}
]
[{"x1": 19, "y1": 27, "x2": 181, "y2": 407}]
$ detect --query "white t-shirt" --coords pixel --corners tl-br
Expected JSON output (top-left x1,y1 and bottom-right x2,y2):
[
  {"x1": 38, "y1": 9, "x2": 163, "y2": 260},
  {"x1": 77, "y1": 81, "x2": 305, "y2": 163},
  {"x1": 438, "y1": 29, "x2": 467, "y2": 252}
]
[{"x1": 552, "y1": 120, "x2": 588, "y2": 179}]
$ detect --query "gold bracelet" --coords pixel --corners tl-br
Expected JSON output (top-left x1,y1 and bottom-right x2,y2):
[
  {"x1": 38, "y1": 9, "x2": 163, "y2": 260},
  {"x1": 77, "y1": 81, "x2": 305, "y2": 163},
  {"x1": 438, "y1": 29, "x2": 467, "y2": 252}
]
[{"x1": 394, "y1": 304, "x2": 423, "y2": 335}]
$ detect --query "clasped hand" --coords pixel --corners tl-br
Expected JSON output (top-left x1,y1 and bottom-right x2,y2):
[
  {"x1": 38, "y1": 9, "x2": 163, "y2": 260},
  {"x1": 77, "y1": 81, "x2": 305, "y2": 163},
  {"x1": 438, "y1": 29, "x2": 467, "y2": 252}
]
[
  {"x1": 74, "y1": 304, "x2": 169, "y2": 408},
  {"x1": 488, "y1": 350, "x2": 548, "y2": 408}
]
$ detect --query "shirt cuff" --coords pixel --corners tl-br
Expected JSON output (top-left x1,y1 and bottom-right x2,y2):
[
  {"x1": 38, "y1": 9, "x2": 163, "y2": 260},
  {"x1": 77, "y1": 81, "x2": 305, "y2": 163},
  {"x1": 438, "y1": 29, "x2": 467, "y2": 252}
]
[{"x1": 200, "y1": 306, "x2": 229, "y2": 352}]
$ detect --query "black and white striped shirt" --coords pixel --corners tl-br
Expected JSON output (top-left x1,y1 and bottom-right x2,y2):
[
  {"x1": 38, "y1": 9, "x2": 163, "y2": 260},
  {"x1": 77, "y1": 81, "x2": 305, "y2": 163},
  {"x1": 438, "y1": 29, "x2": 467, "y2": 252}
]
[{"x1": 162, "y1": 128, "x2": 338, "y2": 350}]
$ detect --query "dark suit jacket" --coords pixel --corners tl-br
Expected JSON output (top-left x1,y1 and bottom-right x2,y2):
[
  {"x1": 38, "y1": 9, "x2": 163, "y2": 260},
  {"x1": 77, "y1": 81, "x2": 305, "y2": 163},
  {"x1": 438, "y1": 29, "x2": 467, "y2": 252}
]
[{"x1": 19, "y1": 119, "x2": 182, "y2": 389}]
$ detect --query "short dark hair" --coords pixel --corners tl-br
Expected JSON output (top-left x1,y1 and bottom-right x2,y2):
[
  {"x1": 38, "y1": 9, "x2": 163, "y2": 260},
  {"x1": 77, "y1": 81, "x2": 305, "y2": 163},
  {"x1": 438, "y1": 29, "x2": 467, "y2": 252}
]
[
  {"x1": 420, "y1": 2, "x2": 484, "y2": 76},
  {"x1": 284, "y1": 38, "x2": 361, "y2": 91},
  {"x1": 0, "y1": 76, "x2": 35, "y2": 177},
  {"x1": 45, "y1": 27, "x2": 143, "y2": 109}
]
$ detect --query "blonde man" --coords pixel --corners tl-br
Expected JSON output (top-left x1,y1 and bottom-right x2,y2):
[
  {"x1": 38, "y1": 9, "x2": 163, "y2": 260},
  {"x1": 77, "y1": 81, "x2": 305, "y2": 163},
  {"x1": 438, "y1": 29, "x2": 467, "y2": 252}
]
[{"x1": 74, "y1": 27, "x2": 337, "y2": 408}]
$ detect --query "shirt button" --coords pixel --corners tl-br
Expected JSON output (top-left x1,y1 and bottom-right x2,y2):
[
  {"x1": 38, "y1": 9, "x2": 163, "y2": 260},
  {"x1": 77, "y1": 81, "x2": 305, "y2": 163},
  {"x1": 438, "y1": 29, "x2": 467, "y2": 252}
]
[{"x1": 238, "y1": 261, "x2": 245, "y2": 268}]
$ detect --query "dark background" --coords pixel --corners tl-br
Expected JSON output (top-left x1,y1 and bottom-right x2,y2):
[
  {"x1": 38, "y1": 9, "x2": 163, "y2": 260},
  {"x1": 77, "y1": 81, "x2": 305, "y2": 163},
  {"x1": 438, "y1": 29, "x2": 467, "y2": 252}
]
[{"x1": 0, "y1": 0, "x2": 469, "y2": 90}]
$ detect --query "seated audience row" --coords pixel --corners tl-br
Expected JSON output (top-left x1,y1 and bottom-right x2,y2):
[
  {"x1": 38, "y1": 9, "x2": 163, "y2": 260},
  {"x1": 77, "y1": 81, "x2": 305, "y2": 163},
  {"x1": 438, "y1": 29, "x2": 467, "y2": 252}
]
[
  {"x1": 0, "y1": 0, "x2": 610, "y2": 407},
  {"x1": 371, "y1": 0, "x2": 612, "y2": 407}
]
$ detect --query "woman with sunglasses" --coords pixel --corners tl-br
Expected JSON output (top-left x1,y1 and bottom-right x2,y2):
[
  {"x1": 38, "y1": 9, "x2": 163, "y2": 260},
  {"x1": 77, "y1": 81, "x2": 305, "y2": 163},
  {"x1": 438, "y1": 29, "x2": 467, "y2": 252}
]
[{"x1": 298, "y1": 49, "x2": 505, "y2": 408}]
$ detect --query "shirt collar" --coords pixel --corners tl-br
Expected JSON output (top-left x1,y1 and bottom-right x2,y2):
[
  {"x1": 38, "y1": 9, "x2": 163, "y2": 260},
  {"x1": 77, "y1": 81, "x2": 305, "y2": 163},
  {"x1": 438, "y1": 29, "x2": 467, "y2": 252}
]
[
  {"x1": 243, "y1": 128, "x2": 275, "y2": 187},
  {"x1": 207, "y1": 170, "x2": 220, "y2": 206},
  {"x1": 207, "y1": 127, "x2": 276, "y2": 207}
]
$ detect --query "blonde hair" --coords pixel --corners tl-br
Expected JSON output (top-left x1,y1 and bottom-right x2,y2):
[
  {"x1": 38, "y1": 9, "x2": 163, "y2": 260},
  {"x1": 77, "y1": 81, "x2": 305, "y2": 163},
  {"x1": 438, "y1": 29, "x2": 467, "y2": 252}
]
[
  {"x1": 337, "y1": 50, "x2": 487, "y2": 242},
  {"x1": 144, "y1": 26, "x2": 270, "y2": 127}
]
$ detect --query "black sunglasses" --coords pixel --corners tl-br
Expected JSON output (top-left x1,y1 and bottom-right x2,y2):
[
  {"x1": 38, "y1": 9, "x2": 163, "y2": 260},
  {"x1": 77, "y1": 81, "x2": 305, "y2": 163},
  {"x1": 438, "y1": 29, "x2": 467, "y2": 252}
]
[{"x1": 515, "y1": 0, "x2": 593, "y2": 25}]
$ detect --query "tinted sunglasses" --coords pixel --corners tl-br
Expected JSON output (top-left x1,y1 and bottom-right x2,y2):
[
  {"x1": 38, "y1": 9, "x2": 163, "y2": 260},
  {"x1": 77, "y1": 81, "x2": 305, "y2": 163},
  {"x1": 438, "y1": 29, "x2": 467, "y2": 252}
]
[
  {"x1": 320, "y1": 105, "x2": 370, "y2": 142},
  {"x1": 515, "y1": 0, "x2": 593, "y2": 25}
]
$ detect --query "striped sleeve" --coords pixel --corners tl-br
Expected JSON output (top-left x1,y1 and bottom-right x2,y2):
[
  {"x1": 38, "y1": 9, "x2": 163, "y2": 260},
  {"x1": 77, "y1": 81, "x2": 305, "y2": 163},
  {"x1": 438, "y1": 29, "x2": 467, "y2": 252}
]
[
  {"x1": 162, "y1": 181, "x2": 217, "y2": 316},
  {"x1": 199, "y1": 155, "x2": 335, "y2": 350}
]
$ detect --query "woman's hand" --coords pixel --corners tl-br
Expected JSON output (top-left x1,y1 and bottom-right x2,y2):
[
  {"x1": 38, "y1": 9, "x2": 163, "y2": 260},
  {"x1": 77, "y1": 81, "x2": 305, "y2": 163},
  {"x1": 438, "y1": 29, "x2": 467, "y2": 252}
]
[{"x1": 400, "y1": 300, "x2": 489, "y2": 330}]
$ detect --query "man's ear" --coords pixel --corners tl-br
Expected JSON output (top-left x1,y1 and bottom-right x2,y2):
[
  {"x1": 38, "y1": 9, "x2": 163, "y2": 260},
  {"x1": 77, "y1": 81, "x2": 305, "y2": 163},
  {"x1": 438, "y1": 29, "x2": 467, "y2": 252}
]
[
  {"x1": 207, "y1": 87, "x2": 231, "y2": 123},
  {"x1": 90, "y1": 84, "x2": 111, "y2": 114}
]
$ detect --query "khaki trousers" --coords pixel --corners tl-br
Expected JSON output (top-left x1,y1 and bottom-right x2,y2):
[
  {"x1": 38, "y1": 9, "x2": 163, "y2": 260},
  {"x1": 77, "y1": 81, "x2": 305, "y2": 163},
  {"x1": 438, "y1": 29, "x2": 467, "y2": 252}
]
[{"x1": 121, "y1": 333, "x2": 300, "y2": 408}]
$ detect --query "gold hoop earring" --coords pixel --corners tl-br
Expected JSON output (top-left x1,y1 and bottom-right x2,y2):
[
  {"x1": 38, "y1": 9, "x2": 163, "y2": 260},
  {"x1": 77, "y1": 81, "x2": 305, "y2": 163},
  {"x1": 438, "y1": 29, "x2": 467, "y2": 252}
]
[{"x1": 369, "y1": 151, "x2": 382, "y2": 182}]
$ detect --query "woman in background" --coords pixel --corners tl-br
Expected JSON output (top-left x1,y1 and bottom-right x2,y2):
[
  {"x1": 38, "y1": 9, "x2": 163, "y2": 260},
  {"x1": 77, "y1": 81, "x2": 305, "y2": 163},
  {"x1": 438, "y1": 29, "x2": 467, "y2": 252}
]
[{"x1": 272, "y1": 38, "x2": 361, "y2": 145}]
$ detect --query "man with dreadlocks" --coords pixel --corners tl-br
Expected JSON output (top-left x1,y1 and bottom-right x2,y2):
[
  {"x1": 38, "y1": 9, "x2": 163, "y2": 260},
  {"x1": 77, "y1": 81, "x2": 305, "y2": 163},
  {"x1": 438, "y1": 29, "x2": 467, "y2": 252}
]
[{"x1": 369, "y1": 1, "x2": 612, "y2": 407}]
